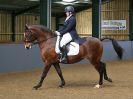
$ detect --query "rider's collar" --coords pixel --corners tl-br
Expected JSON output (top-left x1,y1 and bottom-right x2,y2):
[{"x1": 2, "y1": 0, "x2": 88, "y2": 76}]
[{"x1": 65, "y1": 15, "x2": 72, "y2": 22}]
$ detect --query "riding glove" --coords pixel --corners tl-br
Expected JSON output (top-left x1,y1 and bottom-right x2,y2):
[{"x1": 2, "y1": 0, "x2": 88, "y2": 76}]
[{"x1": 55, "y1": 31, "x2": 60, "y2": 36}]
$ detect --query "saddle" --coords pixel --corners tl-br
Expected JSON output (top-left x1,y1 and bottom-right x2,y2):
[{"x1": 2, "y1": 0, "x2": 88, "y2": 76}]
[
  {"x1": 55, "y1": 36, "x2": 86, "y2": 57},
  {"x1": 65, "y1": 37, "x2": 86, "y2": 56},
  {"x1": 74, "y1": 37, "x2": 86, "y2": 45}
]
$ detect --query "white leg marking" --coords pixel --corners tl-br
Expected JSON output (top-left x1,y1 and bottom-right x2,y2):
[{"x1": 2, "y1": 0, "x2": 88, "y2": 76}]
[{"x1": 94, "y1": 84, "x2": 101, "y2": 88}]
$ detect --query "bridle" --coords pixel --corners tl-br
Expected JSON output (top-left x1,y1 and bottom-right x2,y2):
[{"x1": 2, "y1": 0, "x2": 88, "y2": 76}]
[{"x1": 24, "y1": 29, "x2": 56, "y2": 46}]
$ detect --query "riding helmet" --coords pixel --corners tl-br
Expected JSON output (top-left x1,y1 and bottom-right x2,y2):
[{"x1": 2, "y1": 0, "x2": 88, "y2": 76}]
[{"x1": 64, "y1": 6, "x2": 75, "y2": 13}]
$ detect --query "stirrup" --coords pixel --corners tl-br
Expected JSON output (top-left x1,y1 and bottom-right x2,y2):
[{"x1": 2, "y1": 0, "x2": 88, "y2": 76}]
[
  {"x1": 60, "y1": 55, "x2": 67, "y2": 63},
  {"x1": 57, "y1": 53, "x2": 62, "y2": 60},
  {"x1": 59, "y1": 54, "x2": 64, "y2": 62},
  {"x1": 60, "y1": 58, "x2": 67, "y2": 63}
]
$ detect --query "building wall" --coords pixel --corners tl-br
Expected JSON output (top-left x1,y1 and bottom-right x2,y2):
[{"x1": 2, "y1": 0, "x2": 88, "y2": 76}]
[
  {"x1": 0, "y1": 0, "x2": 130, "y2": 42},
  {"x1": 76, "y1": 9, "x2": 92, "y2": 37},
  {"x1": 0, "y1": 12, "x2": 56, "y2": 42},
  {"x1": 0, "y1": 44, "x2": 43, "y2": 73},
  {"x1": 0, "y1": 41, "x2": 132, "y2": 73},
  {"x1": 76, "y1": 0, "x2": 129, "y2": 40},
  {"x1": 101, "y1": 0, "x2": 129, "y2": 40},
  {"x1": 0, "y1": 11, "x2": 12, "y2": 42}
]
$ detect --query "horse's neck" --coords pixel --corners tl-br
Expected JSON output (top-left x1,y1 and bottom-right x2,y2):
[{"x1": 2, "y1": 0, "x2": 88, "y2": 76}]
[
  {"x1": 37, "y1": 34, "x2": 56, "y2": 49},
  {"x1": 46, "y1": 34, "x2": 54, "y2": 39}
]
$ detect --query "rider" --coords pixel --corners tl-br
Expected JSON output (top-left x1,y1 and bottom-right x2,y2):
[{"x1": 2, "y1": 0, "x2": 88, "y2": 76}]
[{"x1": 55, "y1": 6, "x2": 79, "y2": 62}]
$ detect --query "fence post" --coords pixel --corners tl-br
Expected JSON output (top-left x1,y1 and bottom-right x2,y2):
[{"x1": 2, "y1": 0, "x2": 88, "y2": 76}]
[
  {"x1": 129, "y1": 0, "x2": 133, "y2": 41},
  {"x1": 11, "y1": 12, "x2": 16, "y2": 42},
  {"x1": 92, "y1": 0, "x2": 102, "y2": 38},
  {"x1": 40, "y1": 0, "x2": 51, "y2": 29}
]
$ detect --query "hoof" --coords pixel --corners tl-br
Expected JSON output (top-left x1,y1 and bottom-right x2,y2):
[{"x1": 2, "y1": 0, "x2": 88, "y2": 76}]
[
  {"x1": 59, "y1": 85, "x2": 64, "y2": 88},
  {"x1": 33, "y1": 86, "x2": 39, "y2": 90},
  {"x1": 33, "y1": 84, "x2": 41, "y2": 90},
  {"x1": 94, "y1": 84, "x2": 101, "y2": 88},
  {"x1": 104, "y1": 77, "x2": 113, "y2": 83},
  {"x1": 59, "y1": 82, "x2": 65, "y2": 88},
  {"x1": 107, "y1": 78, "x2": 113, "y2": 82}
]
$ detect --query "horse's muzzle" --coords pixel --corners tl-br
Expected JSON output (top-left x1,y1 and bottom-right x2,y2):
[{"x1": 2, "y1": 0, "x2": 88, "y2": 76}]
[
  {"x1": 24, "y1": 43, "x2": 32, "y2": 49},
  {"x1": 25, "y1": 46, "x2": 30, "y2": 49}
]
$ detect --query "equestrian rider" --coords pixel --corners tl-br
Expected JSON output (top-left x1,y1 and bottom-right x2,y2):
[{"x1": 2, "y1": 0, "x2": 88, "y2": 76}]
[{"x1": 55, "y1": 6, "x2": 79, "y2": 62}]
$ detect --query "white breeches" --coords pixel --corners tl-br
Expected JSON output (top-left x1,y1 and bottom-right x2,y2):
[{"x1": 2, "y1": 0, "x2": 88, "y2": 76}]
[
  {"x1": 60, "y1": 33, "x2": 72, "y2": 47},
  {"x1": 55, "y1": 33, "x2": 72, "y2": 54}
]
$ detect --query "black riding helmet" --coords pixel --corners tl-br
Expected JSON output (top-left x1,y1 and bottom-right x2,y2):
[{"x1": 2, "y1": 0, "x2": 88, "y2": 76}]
[{"x1": 64, "y1": 6, "x2": 75, "y2": 13}]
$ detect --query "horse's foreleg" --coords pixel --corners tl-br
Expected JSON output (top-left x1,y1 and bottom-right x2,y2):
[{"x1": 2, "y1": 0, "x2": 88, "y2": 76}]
[
  {"x1": 33, "y1": 65, "x2": 51, "y2": 90},
  {"x1": 53, "y1": 63, "x2": 65, "y2": 87}
]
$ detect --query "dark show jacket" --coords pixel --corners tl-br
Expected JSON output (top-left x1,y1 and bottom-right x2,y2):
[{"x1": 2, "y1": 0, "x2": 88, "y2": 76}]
[{"x1": 58, "y1": 15, "x2": 79, "y2": 40}]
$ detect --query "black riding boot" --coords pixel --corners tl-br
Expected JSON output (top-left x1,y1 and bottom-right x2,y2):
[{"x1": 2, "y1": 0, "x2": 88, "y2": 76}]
[{"x1": 60, "y1": 45, "x2": 67, "y2": 63}]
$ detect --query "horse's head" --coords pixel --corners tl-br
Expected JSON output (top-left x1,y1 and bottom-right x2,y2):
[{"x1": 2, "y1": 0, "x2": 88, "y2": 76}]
[
  {"x1": 24, "y1": 24, "x2": 37, "y2": 49},
  {"x1": 24, "y1": 24, "x2": 57, "y2": 49}
]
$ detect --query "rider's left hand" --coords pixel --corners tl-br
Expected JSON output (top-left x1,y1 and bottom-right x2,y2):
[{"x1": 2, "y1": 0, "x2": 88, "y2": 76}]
[{"x1": 55, "y1": 31, "x2": 60, "y2": 36}]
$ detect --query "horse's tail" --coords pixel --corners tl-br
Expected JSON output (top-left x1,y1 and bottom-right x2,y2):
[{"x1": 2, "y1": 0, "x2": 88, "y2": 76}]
[{"x1": 100, "y1": 38, "x2": 123, "y2": 59}]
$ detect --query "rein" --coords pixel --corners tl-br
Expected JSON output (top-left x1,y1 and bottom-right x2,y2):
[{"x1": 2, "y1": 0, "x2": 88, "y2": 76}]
[
  {"x1": 24, "y1": 26, "x2": 57, "y2": 46},
  {"x1": 31, "y1": 36, "x2": 56, "y2": 46}
]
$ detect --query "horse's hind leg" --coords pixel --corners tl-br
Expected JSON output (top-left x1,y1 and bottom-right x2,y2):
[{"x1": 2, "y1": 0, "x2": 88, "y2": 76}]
[
  {"x1": 90, "y1": 61, "x2": 104, "y2": 88},
  {"x1": 93, "y1": 61, "x2": 112, "y2": 88},
  {"x1": 101, "y1": 62, "x2": 112, "y2": 82},
  {"x1": 53, "y1": 63, "x2": 65, "y2": 87}
]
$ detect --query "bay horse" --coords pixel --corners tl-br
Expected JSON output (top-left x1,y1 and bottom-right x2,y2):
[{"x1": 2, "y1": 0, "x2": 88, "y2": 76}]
[{"x1": 24, "y1": 24, "x2": 123, "y2": 89}]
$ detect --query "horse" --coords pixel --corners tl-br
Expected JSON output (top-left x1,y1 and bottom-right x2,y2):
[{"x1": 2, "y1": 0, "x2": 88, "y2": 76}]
[{"x1": 24, "y1": 24, "x2": 123, "y2": 90}]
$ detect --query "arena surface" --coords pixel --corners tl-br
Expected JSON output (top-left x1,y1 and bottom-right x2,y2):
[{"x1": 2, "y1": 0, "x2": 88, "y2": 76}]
[{"x1": 0, "y1": 60, "x2": 133, "y2": 99}]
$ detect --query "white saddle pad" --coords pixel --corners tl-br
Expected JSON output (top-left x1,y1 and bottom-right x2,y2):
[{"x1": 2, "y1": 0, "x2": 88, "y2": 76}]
[
  {"x1": 55, "y1": 36, "x2": 79, "y2": 56},
  {"x1": 67, "y1": 42, "x2": 79, "y2": 56}
]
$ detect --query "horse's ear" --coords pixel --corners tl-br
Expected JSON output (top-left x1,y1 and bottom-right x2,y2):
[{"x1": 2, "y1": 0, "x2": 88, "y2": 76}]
[{"x1": 25, "y1": 24, "x2": 29, "y2": 30}]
